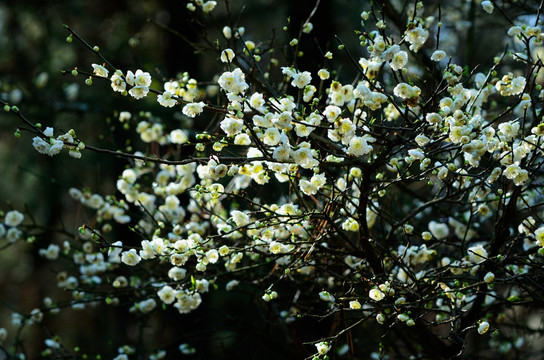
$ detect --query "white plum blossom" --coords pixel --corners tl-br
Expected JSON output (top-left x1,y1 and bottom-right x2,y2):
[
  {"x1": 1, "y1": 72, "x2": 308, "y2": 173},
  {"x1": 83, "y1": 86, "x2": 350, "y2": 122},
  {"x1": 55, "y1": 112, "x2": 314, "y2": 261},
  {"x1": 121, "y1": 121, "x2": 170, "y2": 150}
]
[
  {"x1": 220, "y1": 48, "x2": 235, "y2": 63},
  {"x1": 182, "y1": 102, "x2": 205, "y2": 117},
  {"x1": 342, "y1": 218, "x2": 360, "y2": 232},
  {"x1": 302, "y1": 22, "x2": 313, "y2": 34},
  {"x1": 168, "y1": 266, "x2": 187, "y2": 281},
  {"x1": 299, "y1": 173, "x2": 327, "y2": 196},
  {"x1": 415, "y1": 134, "x2": 430, "y2": 147},
  {"x1": 319, "y1": 291, "x2": 335, "y2": 302},
  {"x1": 222, "y1": 26, "x2": 232, "y2": 39},
  {"x1": 4, "y1": 210, "x2": 24, "y2": 227},
  {"x1": 323, "y1": 105, "x2": 341, "y2": 122},
  {"x1": 315, "y1": 342, "x2": 331, "y2": 355},
  {"x1": 249, "y1": 92, "x2": 265, "y2": 110},
  {"x1": 6, "y1": 228, "x2": 22, "y2": 243},
  {"x1": 226, "y1": 279, "x2": 239, "y2": 291},
  {"x1": 496, "y1": 75, "x2": 525, "y2": 96},
  {"x1": 481, "y1": 1, "x2": 494, "y2": 14},
  {"x1": 467, "y1": 244, "x2": 488, "y2": 264},
  {"x1": 317, "y1": 69, "x2": 330, "y2": 80},
  {"x1": 39, "y1": 244, "x2": 60, "y2": 260},
  {"x1": 127, "y1": 69, "x2": 152, "y2": 87},
  {"x1": 119, "y1": 111, "x2": 131, "y2": 122},
  {"x1": 157, "y1": 285, "x2": 177, "y2": 304},
  {"x1": 91, "y1": 64, "x2": 109, "y2": 78},
  {"x1": 174, "y1": 291, "x2": 202, "y2": 313},
  {"x1": 369, "y1": 288, "x2": 385, "y2": 301},
  {"x1": 121, "y1": 249, "x2": 141, "y2": 266},
  {"x1": 205, "y1": 249, "x2": 219, "y2": 263},
  {"x1": 290, "y1": 71, "x2": 312, "y2": 89},
  {"x1": 394, "y1": 83, "x2": 420, "y2": 99},
  {"x1": 32, "y1": 137, "x2": 64, "y2": 156},
  {"x1": 32, "y1": 137, "x2": 49, "y2": 153},
  {"x1": 269, "y1": 241, "x2": 284, "y2": 254},
  {"x1": 220, "y1": 116, "x2": 244, "y2": 136},
  {"x1": 110, "y1": 70, "x2": 126, "y2": 92},
  {"x1": 390, "y1": 50, "x2": 408, "y2": 70},
  {"x1": 137, "y1": 298, "x2": 156, "y2": 314},
  {"x1": 478, "y1": 321, "x2": 490, "y2": 334},
  {"x1": 498, "y1": 121, "x2": 520, "y2": 141},
  {"x1": 484, "y1": 272, "x2": 495, "y2": 283},
  {"x1": 428, "y1": 221, "x2": 449, "y2": 240},
  {"x1": 218, "y1": 68, "x2": 248, "y2": 94},
  {"x1": 201, "y1": 1, "x2": 217, "y2": 13},
  {"x1": 349, "y1": 300, "x2": 362, "y2": 309},
  {"x1": 108, "y1": 241, "x2": 123, "y2": 263},
  {"x1": 126, "y1": 69, "x2": 151, "y2": 99},
  {"x1": 535, "y1": 227, "x2": 544, "y2": 247},
  {"x1": 281, "y1": 66, "x2": 295, "y2": 78},
  {"x1": 231, "y1": 210, "x2": 250, "y2": 227},
  {"x1": 157, "y1": 91, "x2": 177, "y2": 107},
  {"x1": 508, "y1": 26, "x2": 523, "y2": 37},
  {"x1": 431, "y1": 50, "x2": 446, "y2": 62},
  {"x1": 263, "y1": 127, "x2": 281, "y2": 146},
  {"x1": 170, "y1": 129, "x2": 188, "y2": 144},
  {"x1": 128, "y1": 86, "x2": 149, "y2": 99},
  {"x1": 345, "y1": 136, "x2": 374, "y2": 156},
  {"x1": 45, "y1": 338, "x2": 60, "y2": 349},
  {"x1": 405, "y1": 24, "x2": 428, "y2": 52}
]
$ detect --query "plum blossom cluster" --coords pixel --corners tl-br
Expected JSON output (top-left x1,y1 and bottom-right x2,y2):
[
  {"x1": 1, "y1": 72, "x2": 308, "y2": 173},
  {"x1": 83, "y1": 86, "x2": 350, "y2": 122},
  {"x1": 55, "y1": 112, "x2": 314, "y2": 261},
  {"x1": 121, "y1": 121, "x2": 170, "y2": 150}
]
[
  {"x1": 102, "y1": 63, "x2": 211, "y2": 117},
  {"x1": 4, "y1": 1, "x2": 544, "y2": 359},
  {"x1": 32, "y1": 127, "x2": 83, "y2": 158},
  {"x1": 186, "y1": 0, "x2": 217, "y2": 13},
  {"x1": 0, "y1": 210, "x2": 25, "y2": 244}
]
